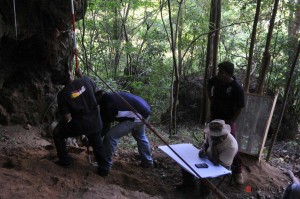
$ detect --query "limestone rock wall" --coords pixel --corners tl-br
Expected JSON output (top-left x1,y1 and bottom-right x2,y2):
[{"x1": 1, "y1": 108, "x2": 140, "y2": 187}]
[{"x1": 0, "y1": 0, "x2": 87, "y2": 125}]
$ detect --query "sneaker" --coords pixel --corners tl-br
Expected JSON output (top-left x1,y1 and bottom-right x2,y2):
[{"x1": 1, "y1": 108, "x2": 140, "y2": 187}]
[{"x1": 233, "y1": 173, "x2": 244, "y2": 185}]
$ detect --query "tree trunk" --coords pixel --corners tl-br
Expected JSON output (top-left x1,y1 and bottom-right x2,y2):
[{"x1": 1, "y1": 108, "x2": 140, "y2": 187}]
[
  {"x1": 122, "y1": 3, "x2": 132, "y2": 76},
  {"x1": 256, "y1": 0, "x2": 279, "y2": 94},
  {"x1": 201, "y1": 0, "x2": 217, "y2": 124},
  {"x1": 177, "y1": 1, "x2": 184, "y2": 76},
  {"x1": 244, "y1": 0, "x2": 261, "y2": 93},
  {"x1": 167, "y1": 0, "x2": 180, "y2": 134},
  {"x1": 212, "y1": 0, "x2": 221, "y2": 75},
  {"x1": 112, "y1": 6, "x2": 121, "y2": 77}
]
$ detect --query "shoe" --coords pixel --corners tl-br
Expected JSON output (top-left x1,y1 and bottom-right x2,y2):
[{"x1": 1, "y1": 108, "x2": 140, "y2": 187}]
[
  {"x1": 139, "y1": 162, "x2": 154, "y2": 168},
  {"x1": 233, "y1": 173, "x2": 244, "y2": 185},
  {"x1": 55, "y1": 159, "x2": 73, "y2": 168},
  {"x1": 98, "y1": 169, "x2": 109, "y2": 177}
]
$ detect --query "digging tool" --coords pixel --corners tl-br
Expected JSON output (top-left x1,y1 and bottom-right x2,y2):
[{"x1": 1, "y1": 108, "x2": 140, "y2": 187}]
[{"x1": 81, "y1": 135, "x2": 98, "y2": 167}]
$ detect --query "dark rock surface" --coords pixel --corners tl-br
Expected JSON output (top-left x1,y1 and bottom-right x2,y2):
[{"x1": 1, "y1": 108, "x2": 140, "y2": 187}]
[
  {"x1": 161, "y1": 74, "x2": 204, "y2": 123},
  {"x1": 0, "y1": 0, "x2": 86, "y2": 124}
]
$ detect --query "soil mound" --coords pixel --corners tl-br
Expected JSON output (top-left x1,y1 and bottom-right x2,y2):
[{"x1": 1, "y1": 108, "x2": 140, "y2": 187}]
[{"x1": 0, "y1": 125, "x2": 292, "y2": 199}]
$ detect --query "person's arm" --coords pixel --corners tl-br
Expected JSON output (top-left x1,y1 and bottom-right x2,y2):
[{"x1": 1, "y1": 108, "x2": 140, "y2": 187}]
[
  {"x1": 95, "y1": 90, "x2": 105, "y2": 105},
  {"x1": 63, "y1": 113, "x2": 72, "y2": 123},
  {"x1": 229, "y1": 107, "x2": 242, "y2": 125},
  {"x1": 57, "y1": 92, "x2": 72, "y2": 123},
  {"x1": 198, "y1": 138, "x2": 209, "y2": 158},
  {"x1": 210, "y1": 155, "x2": 221, "y2": 166},
  {"x1": 207, "y1": 79, "x2": 213, "y2": 101},
  {"x1": 287, "y1": 170, "x2": 300, "y2": 184},
  {"x1": 229, "y1": 83, "x2": 245, "y2": 124},
  {"x1": 218, "y1": 147, "x2": 238, "y2": 168}
]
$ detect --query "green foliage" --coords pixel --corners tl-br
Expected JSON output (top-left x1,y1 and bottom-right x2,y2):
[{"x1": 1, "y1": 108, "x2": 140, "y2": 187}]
[{"x1": 75, "y1": 0, "x2": 300, "y2": 124}]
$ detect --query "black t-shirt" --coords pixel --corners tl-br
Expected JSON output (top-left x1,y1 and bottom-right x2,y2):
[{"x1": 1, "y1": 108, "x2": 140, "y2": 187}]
[
  {"x1": 208, "y1": 76, "x2": 245, "y2": 122},
  {"x1": 99, "y1": 92, "x2": 151, "y2": 123},
  {"x1": 57, "y1": 76, "x2": 101, "y2": 133}
]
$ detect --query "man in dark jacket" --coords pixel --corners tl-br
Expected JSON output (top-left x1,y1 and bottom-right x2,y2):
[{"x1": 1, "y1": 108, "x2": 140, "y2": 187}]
[
  {"x1": 207, "y1": 61, "x2": 245, "y2": 184},
  {"x1": 53, "y1": 69, "x2": 108, "y2": 176},
  {"x1": 96, "y1": 91, "x2": 153, "y2": 175}
]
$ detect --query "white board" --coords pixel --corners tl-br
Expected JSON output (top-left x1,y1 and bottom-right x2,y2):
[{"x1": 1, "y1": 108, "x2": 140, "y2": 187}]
[{"x1": 159, "y1": 143, "x2": 231, "y2": 178}]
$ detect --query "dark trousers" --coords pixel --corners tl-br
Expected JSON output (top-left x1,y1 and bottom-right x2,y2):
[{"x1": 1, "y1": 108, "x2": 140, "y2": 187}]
[
  {"x1": 181, "y1": 168, "x2": 195, "y2": 184},
  {"x1": 53, "y1": 121, "x2": 105, "y2": 166},
  {"x1": 230, "y1": 123, "x2": 242, "y2": 174}
]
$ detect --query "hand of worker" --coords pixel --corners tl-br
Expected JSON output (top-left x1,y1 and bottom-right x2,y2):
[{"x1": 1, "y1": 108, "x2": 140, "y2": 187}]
[
  {"x1": 198, "y1": 148, "x2": 206, "y2": 159},
  {"x1": 81, "y1": 135, "x2": 89, "y2": 147},
  {"x1": 211, "y1": 158, "x2": 220, "y2": 166}
]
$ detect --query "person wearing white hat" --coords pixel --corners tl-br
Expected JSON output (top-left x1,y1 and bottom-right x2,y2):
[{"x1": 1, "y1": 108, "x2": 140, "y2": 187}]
[
  {"x1": 199, "y1": 119, "x2": 238, "y2": 168},
  {"x1": 176, "y1": 119, "x2": 238, "y2": 191}
]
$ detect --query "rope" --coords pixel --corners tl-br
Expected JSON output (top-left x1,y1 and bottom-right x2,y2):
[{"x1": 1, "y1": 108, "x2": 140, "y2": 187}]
[
  {"x1": 70, "y1": 0, "x2": 79, "y2": 71},
  {"x1": 12, "y1": 0, "x2": 17, "y2": 40}
]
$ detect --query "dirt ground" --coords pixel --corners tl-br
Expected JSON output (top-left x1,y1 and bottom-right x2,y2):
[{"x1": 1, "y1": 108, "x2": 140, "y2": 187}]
[{"x1": 0, "y1": 124, "x2": 297, "y2": 199}]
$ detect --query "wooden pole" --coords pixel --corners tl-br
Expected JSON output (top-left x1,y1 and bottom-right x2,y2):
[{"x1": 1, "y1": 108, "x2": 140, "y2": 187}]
[{"x1": 70, "y1": 0, "x2": 79, "y2": 71}]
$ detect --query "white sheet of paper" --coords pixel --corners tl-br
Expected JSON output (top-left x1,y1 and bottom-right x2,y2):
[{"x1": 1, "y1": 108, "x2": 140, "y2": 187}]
[{"x1": 159, "y1": 143, "x2": 231, "y2": 178}]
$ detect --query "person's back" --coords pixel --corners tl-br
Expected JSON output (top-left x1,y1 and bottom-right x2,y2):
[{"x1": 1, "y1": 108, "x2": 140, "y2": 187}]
[
  {"x1": 99, "y1": 91, "x2": 151, "y2": 123},
  {"x1": 206, "y1": 133, "x2": 238, "y2": 168},
  {"x1": 97, "y1": 91, "x2": 153, "y2": 174},
  {"x1": 53, "y1": 70, "x2": 108, "y2": 176},
  {"x1": 57, "y1": 76, "x2": 101, "y2": 133},
  {"x1": 208, "y1": 76, "x2": 244, "y2": 123}
]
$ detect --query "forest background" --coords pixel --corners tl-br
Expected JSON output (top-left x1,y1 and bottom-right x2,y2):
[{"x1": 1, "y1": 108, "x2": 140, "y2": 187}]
[{"x1": 73, "y1": 0, "x2": 300, "y2": 137}]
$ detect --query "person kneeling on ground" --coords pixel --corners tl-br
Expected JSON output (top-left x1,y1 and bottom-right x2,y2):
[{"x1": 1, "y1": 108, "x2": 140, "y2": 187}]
[
  {"x1": 96, "y1": 91, "x2": 154, "y2": 176},
  {"x1": 176, "y1": 119, "x2": 238, "y2": 190}
]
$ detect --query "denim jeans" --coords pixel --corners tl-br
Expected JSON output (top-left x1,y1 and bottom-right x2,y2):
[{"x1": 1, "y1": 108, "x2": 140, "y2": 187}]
[{"x1": 100, "y1": 120, "x2": 153, "y2": 171}]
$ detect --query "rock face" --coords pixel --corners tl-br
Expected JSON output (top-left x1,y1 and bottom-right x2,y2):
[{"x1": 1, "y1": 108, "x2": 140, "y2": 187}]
[
  {"x1": 0, "y1": 0, "x2": 87, "y2": 125},
  {"x1": 161, "y1": 75, "x2": 204, "y2": 123}
]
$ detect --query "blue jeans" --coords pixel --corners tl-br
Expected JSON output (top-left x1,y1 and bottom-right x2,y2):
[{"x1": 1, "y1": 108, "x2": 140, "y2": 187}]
[{"x1": 100, "y1": 120, "x2": 153, "y2": 171}]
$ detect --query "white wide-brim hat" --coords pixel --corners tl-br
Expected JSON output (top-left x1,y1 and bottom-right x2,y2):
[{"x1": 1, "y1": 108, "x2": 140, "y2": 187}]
[{"x1": 204, "y1": 119, "x2": 231, "y2": 136}]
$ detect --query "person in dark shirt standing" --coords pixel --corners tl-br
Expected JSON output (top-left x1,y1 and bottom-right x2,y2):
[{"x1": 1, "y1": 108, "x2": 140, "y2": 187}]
[
  {"x1": 96, "y1": 91, "x2": 153, "y2": 175},
  {"x1": 53, "y1": 69, "x2": 108, "y2": 176},
  {"x1": 207, "y1": 61, "x2": 245, "y2": 184}
]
